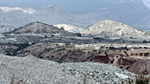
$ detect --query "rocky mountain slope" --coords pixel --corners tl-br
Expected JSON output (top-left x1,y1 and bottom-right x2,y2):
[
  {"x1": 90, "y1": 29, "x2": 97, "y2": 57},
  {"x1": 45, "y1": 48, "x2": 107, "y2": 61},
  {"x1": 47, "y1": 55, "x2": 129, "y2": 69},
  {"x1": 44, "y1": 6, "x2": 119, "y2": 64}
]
[
  {"x1": 0, "y1": 20, "x2": 149, "y2": 45},
  {"x1": 2, "y1": 21, "x2": 129, "y2": 45},
  {"x1": 10, "y1": 22, "x2": 75, "y2": 36},
  {"x1": 81, "y1": 20, "x2": 144, "y2": 38},
  {"x1": 0, "y1": 54, "x2": 134, "y2": 84},
  {"x1": 2, "y1": 22, "x2": 79, "y2": 44},
  {"x1": 0, "y1": 24, "x2": 16, "y2": 33}
]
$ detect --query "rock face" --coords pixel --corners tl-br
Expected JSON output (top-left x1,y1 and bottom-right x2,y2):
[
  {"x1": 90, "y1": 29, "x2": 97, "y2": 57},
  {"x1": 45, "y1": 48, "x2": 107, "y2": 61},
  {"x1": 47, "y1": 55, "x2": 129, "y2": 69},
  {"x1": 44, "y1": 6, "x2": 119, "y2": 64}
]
[
  {"x1": 0, "y1": 24, "x2": 16, "y2": 33},
  {"x1": 117, "y1": 57, "x2": 150, "y2": 74},
  {"x1": 54, "y1": 24, "x2": 84, "y2": 33},
  {"x1": 0, "y1": 54, "x2": 134, "y2": 84},
  {"x1": 81, "y1": 20, "x2": 144, "y2": 38}
]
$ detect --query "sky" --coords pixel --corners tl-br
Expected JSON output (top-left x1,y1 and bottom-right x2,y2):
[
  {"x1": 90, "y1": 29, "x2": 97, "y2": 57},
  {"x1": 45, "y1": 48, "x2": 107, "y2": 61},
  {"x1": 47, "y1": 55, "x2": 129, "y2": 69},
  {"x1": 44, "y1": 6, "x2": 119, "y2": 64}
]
[
  {"x1": 0, "y1": 0, "x2": 116, "y2": 14},
  {"x1": 0, "y1": 0, "x2": 150, "y2": 14},
  {"x1": 142, "y1": 0, "x2": 150, "y2": 8}
]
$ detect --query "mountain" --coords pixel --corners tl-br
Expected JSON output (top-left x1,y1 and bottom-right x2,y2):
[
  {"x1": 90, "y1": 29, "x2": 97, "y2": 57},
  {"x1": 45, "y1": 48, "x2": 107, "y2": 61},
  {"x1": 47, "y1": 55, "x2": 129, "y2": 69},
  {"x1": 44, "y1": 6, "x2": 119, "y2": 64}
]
[
  {"x1": 54, "y1": 24, "x2": 84, "y2": 33},
  {"x1": 81, "y1": 20, "x2": 144, "y2": 38},
  {"x1": 0, "y1": 6, "x2": 84, "y2": 27},
  {"x1": 74, "y1": 0, "x2": 150, "y2": 30},
  {"x1": 137, "y1": 15, "x2": 150, "y2": 30},
  {"x1": 11, "y1": 22, "x2": 75, "y2": 36},
  {"x1": 3, "y1": 22, "x2": 78, "y2": 44},
  {"x1": 0, "y1": 24, "x2": 16, "y2": 33},
  {"x1": 0, "y1": 1, "x2": 150, "y2": 31}
]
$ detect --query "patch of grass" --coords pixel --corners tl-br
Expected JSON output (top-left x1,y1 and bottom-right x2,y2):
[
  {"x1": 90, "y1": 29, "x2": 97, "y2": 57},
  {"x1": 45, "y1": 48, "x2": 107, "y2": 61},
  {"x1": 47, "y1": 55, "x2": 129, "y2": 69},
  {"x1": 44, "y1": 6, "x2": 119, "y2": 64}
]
[
  {"x1": 127, "y1": 75, "x2": 150, "y2": 84},
  {"x1": 10, "y1": 74, "x2": 15, "y2": 84},
  {"x1": 121, "y1": 33, "x2": 124, "y2": 36},
  {"x1": 135, "y1": 75, "x2": 149, "y2": 84},
  {"x1": 83, "y1": 75, "x2": 87, "y2": 84},
  {"x1": 116, "y1": 28, "x2": 121, "y2": 31},
  {"x1": 77, "y1": 75, "x2": 88, "y2": 84},
  {"x1": 10, "y1": 74, "x2": 26, "y2": 84}
]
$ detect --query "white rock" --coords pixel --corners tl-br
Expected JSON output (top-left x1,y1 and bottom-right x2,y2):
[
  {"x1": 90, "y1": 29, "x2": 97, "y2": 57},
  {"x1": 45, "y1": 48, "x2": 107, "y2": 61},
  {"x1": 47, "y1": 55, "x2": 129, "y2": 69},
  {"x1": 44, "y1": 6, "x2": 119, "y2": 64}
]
[{"x1": 54, "y1": 24, "x2": 84, "y2": 33}]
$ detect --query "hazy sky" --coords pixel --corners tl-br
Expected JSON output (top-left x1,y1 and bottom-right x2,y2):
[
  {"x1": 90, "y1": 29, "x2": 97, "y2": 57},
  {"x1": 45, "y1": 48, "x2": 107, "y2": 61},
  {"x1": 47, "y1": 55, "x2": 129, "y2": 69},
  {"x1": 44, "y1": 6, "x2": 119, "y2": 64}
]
[
  {"x1": 142, "y1": 0, "x2": 150, "y2": 8},
  {"x1": 0, "y1": 0, "x2": 150, "y2": 14},
  {"x1": 0, "y1": 0, "x2": 117, "y2": 14}
]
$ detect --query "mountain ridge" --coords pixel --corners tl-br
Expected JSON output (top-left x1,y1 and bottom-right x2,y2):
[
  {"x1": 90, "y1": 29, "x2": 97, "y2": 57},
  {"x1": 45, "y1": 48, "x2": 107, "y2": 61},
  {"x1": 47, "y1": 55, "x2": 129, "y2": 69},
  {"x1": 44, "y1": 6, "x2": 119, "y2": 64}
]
[
  {"x1": 0, "y1": 1, "x2": 150, "y2": 30},
  {"x1": 8, "y1": 22, "x2": 76, "y2": 37},
  {"x1": 74, "y1": 0, "x2": 150, "y2": 30},
  {"x1": 0, "y1": 5, "x2": 84, "y2": 28}
]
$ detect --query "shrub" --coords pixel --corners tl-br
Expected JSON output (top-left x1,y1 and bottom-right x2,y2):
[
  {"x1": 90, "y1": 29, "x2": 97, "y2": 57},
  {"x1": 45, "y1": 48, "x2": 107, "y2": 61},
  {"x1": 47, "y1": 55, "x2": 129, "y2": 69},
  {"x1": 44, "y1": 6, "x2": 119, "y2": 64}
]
[
  {"x1": 127, "y1": 75, "x2": 150, "y2": 84},
  {"x1": 135, "y1": 75, "x2": 149, "y2": 84},
  {"x1": 10, "y1": 74, "x2": 26, "y2": 84}
]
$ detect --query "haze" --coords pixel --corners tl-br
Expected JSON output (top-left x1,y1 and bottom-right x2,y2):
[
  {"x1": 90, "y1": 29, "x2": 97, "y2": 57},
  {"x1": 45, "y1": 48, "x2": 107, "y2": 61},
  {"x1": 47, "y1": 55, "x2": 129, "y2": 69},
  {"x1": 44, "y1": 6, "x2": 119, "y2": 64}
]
[{"x1": 0, "y1": 0, "x2": 150, "y2": 14}]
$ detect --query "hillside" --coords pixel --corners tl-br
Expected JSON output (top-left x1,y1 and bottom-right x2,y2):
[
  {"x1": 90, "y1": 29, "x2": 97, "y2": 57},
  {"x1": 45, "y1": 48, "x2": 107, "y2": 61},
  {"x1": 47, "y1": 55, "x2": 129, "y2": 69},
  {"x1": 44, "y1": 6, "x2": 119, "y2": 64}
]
[
  {"x1": 81, "y1": 20, "x2": 144, "y2": 38},
  {"x1": 0, "y1": 24, "x2": 16, "y2": 33},
  {"x1": 10, "y1": 22, "x2": 76, "y2": 36},
  {"x1": 2, "y1": 22, "x2": 79, "y2": 44}
]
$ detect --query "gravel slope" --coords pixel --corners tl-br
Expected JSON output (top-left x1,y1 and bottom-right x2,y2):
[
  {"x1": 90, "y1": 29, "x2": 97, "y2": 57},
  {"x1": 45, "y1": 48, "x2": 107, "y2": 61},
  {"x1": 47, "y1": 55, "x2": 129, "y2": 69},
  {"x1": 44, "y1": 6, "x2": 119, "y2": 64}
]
[{"x1": 0, "y1": 54, "x2": 134, "y2": 84}]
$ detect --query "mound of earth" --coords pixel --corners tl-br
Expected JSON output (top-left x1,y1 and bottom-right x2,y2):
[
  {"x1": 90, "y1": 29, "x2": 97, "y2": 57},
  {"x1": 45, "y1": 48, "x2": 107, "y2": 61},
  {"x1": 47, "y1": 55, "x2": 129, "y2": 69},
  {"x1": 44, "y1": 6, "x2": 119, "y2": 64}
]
[{"x1": 0, "y1": 54, "x2": 134, "y2": 84}]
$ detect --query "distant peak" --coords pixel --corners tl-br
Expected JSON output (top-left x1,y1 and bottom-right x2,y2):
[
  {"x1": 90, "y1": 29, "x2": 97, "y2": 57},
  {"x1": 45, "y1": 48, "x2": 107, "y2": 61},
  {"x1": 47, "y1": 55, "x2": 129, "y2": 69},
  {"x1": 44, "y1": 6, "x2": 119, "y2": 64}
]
[
  {"x1": 47, "y1": 5, "x2": 55, "y2": 7},
  {"x1": 117, "y1": 0, "x2": 143, "y2": 4},
  {"x1": 26, "y1": 21, "x2": 50, "y2": 26},
  {"x1": 130, "y1": 0, "x2": 142, "y2": 2},
  {"x1": 40, "y1": 5, "x2": 58, "y2": 9},
  {"x1": 96, "y1": 20, "x2": 123, "y2": 24},
  {"x1": 126, "y1": 0, "x2": 142, "y2": 3},
  {"x1": 0, "y1": 6, "x2": 35, "y2": 14}
]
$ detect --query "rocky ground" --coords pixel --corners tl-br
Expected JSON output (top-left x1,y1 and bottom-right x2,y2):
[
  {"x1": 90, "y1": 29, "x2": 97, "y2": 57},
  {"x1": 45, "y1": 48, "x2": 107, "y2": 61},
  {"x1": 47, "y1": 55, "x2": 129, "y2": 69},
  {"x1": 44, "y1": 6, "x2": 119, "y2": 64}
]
[
  {"x1": 0, "y1": 54, "x2": 134, "y2": 84},
  {"x1": 0, "y1": 42, "x2": 149, "y2": 75}
]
